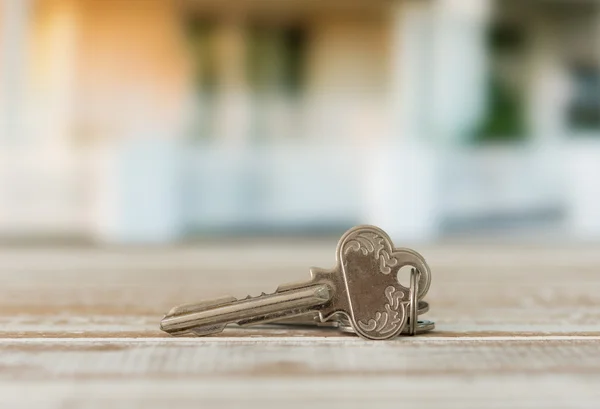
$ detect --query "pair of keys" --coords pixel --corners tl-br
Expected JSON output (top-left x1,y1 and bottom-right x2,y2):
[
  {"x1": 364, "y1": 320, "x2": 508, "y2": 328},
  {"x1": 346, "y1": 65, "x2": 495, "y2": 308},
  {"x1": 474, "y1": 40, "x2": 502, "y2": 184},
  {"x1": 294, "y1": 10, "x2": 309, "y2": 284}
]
[{"x1": 160, "y1": 225, "x2": 433, "y2": 340}]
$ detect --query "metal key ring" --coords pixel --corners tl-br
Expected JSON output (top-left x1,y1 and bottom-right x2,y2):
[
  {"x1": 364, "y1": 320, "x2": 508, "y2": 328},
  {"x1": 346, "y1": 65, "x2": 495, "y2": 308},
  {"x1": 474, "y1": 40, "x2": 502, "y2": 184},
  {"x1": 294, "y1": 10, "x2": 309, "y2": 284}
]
[{"x1": 409, "y1": 267, "x2": 419, "y2": 335}]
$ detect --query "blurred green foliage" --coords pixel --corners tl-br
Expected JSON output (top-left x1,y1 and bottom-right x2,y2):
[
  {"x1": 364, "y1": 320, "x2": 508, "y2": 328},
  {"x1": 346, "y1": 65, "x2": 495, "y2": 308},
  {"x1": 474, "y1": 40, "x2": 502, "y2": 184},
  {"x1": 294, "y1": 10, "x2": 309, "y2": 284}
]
[{"x1": 473, "y1": 77, "x2": 526, "y2": 144}]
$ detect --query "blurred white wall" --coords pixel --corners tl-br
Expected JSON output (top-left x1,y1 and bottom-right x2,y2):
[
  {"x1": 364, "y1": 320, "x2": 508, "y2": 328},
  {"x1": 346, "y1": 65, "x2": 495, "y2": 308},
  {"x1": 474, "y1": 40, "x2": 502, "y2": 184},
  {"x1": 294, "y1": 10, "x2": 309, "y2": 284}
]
[{"x1": 1, "y1": 0, "x2": 600, "y2": 243}]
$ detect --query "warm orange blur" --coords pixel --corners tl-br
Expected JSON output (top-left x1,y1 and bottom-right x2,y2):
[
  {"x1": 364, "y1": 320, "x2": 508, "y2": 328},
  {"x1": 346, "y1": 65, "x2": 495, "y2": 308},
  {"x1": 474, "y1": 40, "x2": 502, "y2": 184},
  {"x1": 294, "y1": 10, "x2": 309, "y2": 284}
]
[{"x1": 1, "y1": 0, "x2": 600, "y2": 243}]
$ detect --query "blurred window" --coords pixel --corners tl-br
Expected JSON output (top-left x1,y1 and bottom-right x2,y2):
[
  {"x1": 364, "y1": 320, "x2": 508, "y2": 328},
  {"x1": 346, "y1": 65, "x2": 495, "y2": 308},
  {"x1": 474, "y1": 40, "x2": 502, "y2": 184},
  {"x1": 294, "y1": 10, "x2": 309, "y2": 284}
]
[
  {"x1": 568, "y1": 64, "x2": 600, "y2": 131},
  {"x1": 247, "y1": 25, "x2": 307, "y2": 143},
  {"x1": 489, "y1": 22, "x2": 525, "y2": 53},
  {"x1": 185, "y1": 19, "x2": 218, "y2": 141},
  {"x1": 187, "y1": 19, "x2": 218, "y2": 93},
  {"x1": 247, "y1": 26, "x2": 306, "y2": 95},
  {"x1": 474, "y1": 22, "x2": 527, "y2": 144}
]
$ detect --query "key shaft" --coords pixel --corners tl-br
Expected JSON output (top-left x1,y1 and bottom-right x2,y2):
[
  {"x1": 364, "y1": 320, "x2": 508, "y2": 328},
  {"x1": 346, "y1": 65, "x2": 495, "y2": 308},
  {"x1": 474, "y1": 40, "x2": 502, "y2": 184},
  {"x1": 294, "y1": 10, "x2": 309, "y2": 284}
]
[{"x1": 160, "y1": 284, "x2": 331, "y2": 336}]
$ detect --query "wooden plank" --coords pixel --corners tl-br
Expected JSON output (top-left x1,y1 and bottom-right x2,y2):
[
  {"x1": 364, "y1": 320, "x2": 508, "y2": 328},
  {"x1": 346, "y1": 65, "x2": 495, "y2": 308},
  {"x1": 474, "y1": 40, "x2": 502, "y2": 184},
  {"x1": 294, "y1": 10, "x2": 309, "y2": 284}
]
[
  {"x1": 1, "y1": 337, "x2": 600, "y2": 408},
  {"x1": 0, "y1": 242, "x2": 599, "y2": 407},
  {"x1": 1, "y1": 243, "x2": 599, "y2": 336}
]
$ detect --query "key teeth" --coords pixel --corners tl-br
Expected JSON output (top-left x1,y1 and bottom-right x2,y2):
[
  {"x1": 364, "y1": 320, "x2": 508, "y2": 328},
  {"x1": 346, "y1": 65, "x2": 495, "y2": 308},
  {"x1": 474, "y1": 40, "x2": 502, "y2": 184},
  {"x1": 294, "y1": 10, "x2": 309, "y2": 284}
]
[
  {"x1": 164, "y1": 296, "x2": 237, "y2": 318},
  {"x1": 238, "y1": 284, "x2": 332, "y2": 327},
  {"x1": 166, "y1": 291, "x2": 277, "y2": 319}
]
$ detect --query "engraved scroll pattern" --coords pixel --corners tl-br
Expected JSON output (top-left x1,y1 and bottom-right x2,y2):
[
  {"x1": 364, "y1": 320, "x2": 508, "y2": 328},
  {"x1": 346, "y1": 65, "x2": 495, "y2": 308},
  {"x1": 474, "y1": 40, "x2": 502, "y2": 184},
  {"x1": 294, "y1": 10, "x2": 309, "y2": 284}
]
[
  {"x1": 343, "y1": 231, "x2": 406, "y2": 335},
  {"x1": 357, "y1": 285, "x2": 405, "y2": 334},
  {"x1": 343, "y1": 232, "x2": 398, "y2": 274}
]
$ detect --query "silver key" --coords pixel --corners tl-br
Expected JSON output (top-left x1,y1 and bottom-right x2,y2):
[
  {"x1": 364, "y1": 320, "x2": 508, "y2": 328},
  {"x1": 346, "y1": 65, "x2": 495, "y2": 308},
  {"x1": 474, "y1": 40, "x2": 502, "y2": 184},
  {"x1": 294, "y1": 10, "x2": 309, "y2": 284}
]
[
  {"x1": 160, "y1": 225, "x2": 432, "y2": 340},
  {"x1": 160, "y1": 285, "x2": 332, "y2": 336}
]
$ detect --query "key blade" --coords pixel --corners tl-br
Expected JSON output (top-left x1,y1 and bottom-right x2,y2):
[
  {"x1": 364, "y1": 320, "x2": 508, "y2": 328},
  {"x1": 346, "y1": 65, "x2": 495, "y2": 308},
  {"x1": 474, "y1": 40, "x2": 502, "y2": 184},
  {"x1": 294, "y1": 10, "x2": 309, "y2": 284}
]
[
  {"x1": 164, "y1": 296, "x2": 237, "y2": 318},
  {"x1": 161, "y1": 296, "x2": 237, "y2": 336},
  {"x1": 160, "y1": 284, "x2": 332, "y2": 336}
]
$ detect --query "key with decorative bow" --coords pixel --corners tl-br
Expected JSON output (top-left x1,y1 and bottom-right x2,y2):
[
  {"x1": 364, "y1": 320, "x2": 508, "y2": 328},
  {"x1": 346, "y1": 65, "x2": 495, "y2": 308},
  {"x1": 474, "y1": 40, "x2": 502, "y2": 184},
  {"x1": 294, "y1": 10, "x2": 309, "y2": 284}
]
[{"x1": 160, "y1": 225, "x2": 432, "y2": 340}]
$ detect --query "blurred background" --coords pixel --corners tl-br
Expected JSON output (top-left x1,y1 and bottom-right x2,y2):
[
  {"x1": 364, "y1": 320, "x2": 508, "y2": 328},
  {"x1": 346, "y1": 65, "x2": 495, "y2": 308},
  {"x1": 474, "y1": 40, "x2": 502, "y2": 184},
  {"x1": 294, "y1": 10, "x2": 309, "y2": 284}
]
[{"x1": 1, "y1": 0, "x2": 600, "y2": 244}]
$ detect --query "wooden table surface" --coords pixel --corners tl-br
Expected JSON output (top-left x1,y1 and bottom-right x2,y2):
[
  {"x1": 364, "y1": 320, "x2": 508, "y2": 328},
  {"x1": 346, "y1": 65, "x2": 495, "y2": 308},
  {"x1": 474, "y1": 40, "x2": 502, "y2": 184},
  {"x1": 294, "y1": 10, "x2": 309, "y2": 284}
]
[{"x1": 1, "y1": 239, "x2": 600, "y2": 408}]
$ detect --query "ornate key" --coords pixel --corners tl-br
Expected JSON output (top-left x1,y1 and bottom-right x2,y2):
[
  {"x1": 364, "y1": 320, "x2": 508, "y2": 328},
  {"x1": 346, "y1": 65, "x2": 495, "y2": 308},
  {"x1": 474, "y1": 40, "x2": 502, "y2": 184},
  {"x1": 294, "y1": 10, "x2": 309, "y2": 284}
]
[{"x1": 160, "y1": 225, "x2": 432, "y2": 340}]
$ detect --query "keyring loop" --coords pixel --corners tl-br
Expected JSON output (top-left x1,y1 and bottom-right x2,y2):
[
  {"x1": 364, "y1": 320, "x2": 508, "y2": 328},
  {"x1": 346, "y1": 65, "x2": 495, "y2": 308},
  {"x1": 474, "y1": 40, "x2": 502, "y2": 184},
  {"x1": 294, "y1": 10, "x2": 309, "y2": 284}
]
[{"x1": 409, "y1": 267, "x2": 419, "y2": 335}]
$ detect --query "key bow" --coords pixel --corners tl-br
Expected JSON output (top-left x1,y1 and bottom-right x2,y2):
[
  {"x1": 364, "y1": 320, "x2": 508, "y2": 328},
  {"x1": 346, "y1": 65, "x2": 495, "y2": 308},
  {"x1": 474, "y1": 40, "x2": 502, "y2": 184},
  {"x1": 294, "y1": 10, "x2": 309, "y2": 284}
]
[{"x1": 318, "y1": 225, "x2": 431, "y2": 340}]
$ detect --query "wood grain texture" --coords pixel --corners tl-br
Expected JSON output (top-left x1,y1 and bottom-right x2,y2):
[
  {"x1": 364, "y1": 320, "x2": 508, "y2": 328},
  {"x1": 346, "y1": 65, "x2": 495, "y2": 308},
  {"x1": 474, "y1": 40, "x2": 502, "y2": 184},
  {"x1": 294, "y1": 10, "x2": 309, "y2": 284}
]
[{"x1": 1, "y1": 240, "x2": 600, "y2": 408}]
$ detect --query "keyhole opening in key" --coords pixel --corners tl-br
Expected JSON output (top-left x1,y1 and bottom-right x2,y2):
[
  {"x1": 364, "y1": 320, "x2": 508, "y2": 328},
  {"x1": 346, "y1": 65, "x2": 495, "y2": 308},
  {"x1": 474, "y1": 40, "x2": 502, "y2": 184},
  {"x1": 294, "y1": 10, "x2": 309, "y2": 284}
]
[{"x1": 396, "y1": 265, "x2": 414, "y2": 288}]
